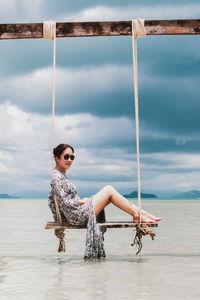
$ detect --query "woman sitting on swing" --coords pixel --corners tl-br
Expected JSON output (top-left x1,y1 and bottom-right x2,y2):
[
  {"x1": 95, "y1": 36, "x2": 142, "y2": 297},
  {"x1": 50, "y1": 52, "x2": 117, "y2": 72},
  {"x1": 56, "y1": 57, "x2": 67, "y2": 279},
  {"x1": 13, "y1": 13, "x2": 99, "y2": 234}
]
[
  {"x1": 48, "y1": 143, "x2": 162, "y2": 225},
  {"x1": 48, "y1": 143, "x2": 162, "y2": 258}
]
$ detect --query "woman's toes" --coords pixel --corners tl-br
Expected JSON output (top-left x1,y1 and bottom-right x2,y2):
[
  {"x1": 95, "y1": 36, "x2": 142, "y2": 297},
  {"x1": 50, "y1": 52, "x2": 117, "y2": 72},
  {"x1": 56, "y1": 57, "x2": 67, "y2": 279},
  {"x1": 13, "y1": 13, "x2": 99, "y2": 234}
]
[
  {"x1": 133, "y1": 216, "x2": 157, "y2": 224},
  {"x1": 155, "y1": 218, "x2": 163, "y2": 222}
]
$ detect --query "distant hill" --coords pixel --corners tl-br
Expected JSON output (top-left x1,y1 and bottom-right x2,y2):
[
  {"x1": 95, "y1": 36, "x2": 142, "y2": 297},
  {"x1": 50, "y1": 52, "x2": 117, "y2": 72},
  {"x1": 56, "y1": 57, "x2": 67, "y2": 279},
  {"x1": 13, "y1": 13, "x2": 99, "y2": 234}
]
[
  {"x1": 123, "y1": 191, "x2": 157, "y2": 199},
  {"x1": 13, "y1": 190, "x2": 49, "y2": 198},
  {"x1": 173, "y1": 190, "x2": 200, "y2": 199},
  {"x1": 0, "y1": 194, "x2": 19, "y2": 199}
]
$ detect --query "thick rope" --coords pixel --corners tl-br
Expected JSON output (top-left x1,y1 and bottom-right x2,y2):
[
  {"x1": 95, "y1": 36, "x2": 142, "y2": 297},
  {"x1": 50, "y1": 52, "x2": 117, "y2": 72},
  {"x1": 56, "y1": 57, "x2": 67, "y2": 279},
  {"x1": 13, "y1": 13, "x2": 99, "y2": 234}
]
[
  {"x1": 132, "y1": 18, "x2": 146, "y2": 224},
  {"x1": 131, "y1": 224, "x2": 155, "y2": 255},
  {"x1": 55, "y1": 228, "x2": 66, "y2": 252},
  {"x1": 43, "y1": 21, "x2": 63, "y2": 229}
]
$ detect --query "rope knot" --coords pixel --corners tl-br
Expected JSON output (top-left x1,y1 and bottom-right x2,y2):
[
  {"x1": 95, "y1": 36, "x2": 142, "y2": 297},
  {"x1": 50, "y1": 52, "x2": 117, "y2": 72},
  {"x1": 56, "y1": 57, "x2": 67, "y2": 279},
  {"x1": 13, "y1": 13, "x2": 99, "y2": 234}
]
[
  {"x1": 55, "y1": 228, "x2": 66, "y2": 252},
  {"x1": 132, "y1": 18, "x2": 146, "y2": 38},
  {"x1": 43, "y1": 21, "x2": 56, "y2": 40},
  {"x1": 131, "y1": 224, "x2": 156, "y2": 255}
]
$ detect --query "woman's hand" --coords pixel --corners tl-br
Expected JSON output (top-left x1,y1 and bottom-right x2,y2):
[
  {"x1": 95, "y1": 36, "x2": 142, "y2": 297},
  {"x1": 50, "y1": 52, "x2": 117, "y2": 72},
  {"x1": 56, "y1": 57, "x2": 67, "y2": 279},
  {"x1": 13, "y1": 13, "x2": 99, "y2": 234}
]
[{"x1": 79, "y1": 197, "x2": 89, "y2": 204}]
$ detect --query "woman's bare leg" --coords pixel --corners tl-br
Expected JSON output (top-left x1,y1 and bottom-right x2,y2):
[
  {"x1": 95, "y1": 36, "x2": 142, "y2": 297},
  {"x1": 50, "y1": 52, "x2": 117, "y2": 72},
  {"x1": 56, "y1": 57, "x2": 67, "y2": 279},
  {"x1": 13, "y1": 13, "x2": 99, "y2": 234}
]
[{"x1": 92, "y1": 185, "x2": 160, "y2": 223}]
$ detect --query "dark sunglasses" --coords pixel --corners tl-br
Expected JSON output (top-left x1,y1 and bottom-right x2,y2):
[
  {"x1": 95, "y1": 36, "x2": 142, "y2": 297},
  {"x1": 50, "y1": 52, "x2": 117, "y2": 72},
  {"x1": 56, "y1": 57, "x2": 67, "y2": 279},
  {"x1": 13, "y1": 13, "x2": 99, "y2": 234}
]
[{"x1": 63, "y1": 154, "x2": 75, "y2": 161}]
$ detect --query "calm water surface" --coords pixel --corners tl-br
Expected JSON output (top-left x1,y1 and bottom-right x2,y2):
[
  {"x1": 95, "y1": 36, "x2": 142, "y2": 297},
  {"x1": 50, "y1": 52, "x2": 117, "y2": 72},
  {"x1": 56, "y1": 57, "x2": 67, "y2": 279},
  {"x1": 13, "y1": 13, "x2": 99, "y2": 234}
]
[{"x1": 0, "y1": 199, "x2": 200, "y2": 300}]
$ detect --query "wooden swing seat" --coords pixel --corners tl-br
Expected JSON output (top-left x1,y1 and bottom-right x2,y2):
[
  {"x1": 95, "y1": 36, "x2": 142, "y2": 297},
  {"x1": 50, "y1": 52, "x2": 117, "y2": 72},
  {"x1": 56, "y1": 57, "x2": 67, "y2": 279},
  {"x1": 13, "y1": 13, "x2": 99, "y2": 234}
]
[
  {"x1": 45, "y1": 221, "x2": 158, "y2": 230},
  {"x1": 45, "y1": 221, "x2": 158, "y2": 254}
]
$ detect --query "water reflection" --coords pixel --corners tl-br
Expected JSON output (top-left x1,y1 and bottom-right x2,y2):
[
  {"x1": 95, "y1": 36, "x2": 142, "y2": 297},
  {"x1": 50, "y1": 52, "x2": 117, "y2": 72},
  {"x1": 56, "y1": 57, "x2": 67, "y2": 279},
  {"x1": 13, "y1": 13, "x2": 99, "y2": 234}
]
[
  {"x1": 84, "y1": 259, "x2": 107, "y2": 300},
  {"x1": 44, "y1": 257, "x2": 107, "y2": 300},
  {"x1": 0, "y1": 258, "x2": 7, "y2": 284},
  {"x1": 44, "y1": 257, "x2": 69, "y2": 300},
  {"x1": 134, "y1": 257, "x2": 155, "y2": 300}
]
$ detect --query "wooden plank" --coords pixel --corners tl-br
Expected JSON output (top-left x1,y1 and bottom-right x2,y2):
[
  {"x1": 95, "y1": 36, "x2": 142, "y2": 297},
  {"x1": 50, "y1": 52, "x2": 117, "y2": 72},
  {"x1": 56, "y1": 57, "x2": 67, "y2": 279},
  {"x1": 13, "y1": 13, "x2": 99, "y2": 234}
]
[
  {"x1": 45, "y1": 221, "x2": 158, "y2": 229},
  {"x1": 0, "y1": 19, "x2": 200, "y2": 40}
]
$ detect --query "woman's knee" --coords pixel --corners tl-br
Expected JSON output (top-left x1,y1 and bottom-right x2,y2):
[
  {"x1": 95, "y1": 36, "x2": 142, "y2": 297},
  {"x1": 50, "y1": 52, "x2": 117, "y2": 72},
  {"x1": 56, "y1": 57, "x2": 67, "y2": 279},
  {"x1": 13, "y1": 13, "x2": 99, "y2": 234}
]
[{"x1": 103, "y1": 185, "x2": 116, "y2": 195}]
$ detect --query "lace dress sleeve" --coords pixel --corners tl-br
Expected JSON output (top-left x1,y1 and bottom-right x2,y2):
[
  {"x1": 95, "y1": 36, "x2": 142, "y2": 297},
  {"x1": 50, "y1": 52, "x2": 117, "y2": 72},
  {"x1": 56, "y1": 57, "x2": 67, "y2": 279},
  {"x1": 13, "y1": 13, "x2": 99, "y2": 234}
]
[{"x1": 50, "y1": 171, "x2": 80, "y2": 214}]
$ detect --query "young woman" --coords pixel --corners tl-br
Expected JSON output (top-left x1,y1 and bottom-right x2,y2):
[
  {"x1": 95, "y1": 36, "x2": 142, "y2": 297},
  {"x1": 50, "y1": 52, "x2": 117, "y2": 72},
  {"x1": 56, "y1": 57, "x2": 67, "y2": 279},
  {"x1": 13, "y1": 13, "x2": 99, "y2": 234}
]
[{"x1": 48, "y1": 143, "x2": 162, "y2": 258}]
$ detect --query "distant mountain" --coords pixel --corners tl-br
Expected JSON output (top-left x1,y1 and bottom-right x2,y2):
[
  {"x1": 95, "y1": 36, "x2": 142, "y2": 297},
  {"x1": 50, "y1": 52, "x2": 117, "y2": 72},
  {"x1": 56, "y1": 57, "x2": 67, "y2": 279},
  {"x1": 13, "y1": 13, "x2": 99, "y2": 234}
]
[
  {"x1": 12, "y1": 190, "x2": 49, "y2": 198},
  {"x1": 123, "y1": 191, "x2": 157, "y2": 199},
  {"x1": 173, "y1": 190, "x2": 200, "y2": 199},
  {"x1": 0, "y1": 194, "x2": 19, "y2": 199}
]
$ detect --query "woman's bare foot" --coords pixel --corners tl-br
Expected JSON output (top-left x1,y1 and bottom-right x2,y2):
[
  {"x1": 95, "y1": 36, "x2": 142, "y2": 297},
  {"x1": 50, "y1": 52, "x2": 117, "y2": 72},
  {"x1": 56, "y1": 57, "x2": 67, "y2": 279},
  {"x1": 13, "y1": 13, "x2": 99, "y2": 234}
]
[
  {"x1": 133, "y1": 216, "x2": 157, "y2": 224},
  {"x1": 141, "y1": 210, "x2": 163, "y2": 222},
  {"x1": 146, "y1": 215, "x2": 163, "y2": 222}
]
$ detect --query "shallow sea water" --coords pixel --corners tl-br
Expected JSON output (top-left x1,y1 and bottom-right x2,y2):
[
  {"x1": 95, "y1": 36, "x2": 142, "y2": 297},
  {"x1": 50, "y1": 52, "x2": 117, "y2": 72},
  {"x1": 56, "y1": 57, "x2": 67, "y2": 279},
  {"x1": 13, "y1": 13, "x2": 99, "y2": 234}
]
[{"x1": 0, "y1": 199, "x2": 200, "y2": 300}]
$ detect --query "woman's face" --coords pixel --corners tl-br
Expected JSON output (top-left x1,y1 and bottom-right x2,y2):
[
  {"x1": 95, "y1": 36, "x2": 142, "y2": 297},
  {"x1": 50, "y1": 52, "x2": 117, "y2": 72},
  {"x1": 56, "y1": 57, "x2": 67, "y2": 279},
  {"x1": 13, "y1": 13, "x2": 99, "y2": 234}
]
[{"x1": 56, "y1": 147, "x2": 74, "y2": 171}]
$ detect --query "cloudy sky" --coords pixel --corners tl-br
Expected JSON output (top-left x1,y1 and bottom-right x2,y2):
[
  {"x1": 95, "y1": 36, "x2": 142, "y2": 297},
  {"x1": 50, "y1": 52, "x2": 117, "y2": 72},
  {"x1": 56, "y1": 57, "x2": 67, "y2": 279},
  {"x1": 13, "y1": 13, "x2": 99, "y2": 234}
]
[{"x1": 0, "y1": 0, "x2": 200, "y2": 197}]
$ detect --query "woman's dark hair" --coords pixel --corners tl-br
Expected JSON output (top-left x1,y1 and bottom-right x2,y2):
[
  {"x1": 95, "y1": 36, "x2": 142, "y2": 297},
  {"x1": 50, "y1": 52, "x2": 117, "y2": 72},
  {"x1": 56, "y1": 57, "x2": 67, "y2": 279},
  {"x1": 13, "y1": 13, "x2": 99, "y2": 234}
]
[{"x1": 53, "y1": 144, "x2": 74, "y2": 160}]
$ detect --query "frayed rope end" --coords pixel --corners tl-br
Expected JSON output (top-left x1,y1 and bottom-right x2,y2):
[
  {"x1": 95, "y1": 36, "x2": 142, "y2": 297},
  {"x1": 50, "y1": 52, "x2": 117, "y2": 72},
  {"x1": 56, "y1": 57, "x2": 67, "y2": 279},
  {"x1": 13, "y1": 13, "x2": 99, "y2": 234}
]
[
  {"x1": 55, "y1": 228, "x2": 66, "y2": 252},
  {"x1": 131, "y1": 224, "x2": 156, "y2": 255}
]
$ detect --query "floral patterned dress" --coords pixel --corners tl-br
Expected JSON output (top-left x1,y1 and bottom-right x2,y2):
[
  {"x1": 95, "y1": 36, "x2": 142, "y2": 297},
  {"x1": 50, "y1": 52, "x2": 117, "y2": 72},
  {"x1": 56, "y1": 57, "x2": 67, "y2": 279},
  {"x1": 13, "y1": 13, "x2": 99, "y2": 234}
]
[{"x1": 48, "y1": 169, "x2": 105, "y2": 259}]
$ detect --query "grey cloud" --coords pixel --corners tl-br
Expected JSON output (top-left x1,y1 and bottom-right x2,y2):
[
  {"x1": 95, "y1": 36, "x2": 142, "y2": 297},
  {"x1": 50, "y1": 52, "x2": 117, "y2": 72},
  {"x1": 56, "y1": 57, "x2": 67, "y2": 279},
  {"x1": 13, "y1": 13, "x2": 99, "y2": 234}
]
[
  {"x1": 1, "y1": 35, "x2": 199, "y2": 79},
  {"x1": 143, "y1": 167, "x2": 200, "y2": 174},
  {"x1": 140, "y1": 36, "x2": 200, "y2": 78},
  {"x1": 65, "y1": 120, "x2": 90, "y2": 130},
  {"x1": 140, "y1": 76, "x2": 200, "y2": 136},
  {"x1": 1, "y1": 1, "x2": 200, "y2": 21},
  {"x1": 0, "y1": 37, "x2": 130, "y2": 78},
  {"x1": 20, "y1": 0, "x2": 200, "y2": 21},
  {"x1": 71, "y1": 173, "x2": 133, "y2": 183},
  {"x1": 0, "y1": 39, "x2": 54, "y2": 78},
  {"x1": 0, "y1": 64, "x2": 134, "y2": 116},
  {"x1": 139, "y1": 136, "x2": 200, "y2": 154},
  {"x1": 0, "y1": 101, "x2": 199, "y2": 195},
  {"x1": 0, "y1": 60, "x2": 199, "y2": 154}
]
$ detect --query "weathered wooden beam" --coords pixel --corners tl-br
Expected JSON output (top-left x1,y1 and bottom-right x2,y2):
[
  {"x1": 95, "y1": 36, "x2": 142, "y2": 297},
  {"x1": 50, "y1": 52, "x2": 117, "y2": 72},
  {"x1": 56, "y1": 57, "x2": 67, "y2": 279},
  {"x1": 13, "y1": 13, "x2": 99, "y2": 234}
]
[
  {"x1": 45, "y1": 221, "x2": 158, "y2": 229},
  {"x1": 0, "y1": 19, "x2": 200, "y2": 40}
]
